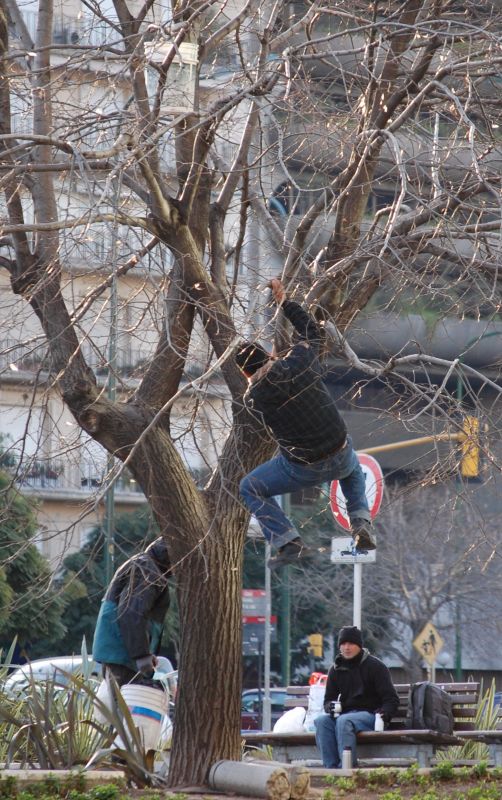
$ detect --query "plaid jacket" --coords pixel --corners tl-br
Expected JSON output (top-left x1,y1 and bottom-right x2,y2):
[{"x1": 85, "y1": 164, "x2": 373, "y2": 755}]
[{"x1": 244, "y1": 300, "x2": 347, "y2": 463}]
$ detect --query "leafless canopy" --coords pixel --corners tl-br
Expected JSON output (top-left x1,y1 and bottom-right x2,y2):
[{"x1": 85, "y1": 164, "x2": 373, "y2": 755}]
[{"x1": 1, "y1": 0, "x2": 502, "y2": 784}]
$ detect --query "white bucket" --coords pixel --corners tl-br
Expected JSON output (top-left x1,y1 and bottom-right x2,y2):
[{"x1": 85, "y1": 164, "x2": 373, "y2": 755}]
[{"x1": 120, "y1": 684, "x2": 168, "y2": 751}]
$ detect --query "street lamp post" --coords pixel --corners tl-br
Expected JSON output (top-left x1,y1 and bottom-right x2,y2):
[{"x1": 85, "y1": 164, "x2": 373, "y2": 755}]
[
  {"x1": 103, "y1": 177, "x2": 121, "y2": 586},
  {"x1": 103, "y1": 269, "x2": 117, "y2": 585},
  {"x1": 280, "y1": 494, "x2": 292, "y2": 688}
]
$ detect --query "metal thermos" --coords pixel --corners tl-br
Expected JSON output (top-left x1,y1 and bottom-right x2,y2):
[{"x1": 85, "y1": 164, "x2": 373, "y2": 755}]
[{"x1": 342, "y1": 748, "x2": 352, "y2": 769}]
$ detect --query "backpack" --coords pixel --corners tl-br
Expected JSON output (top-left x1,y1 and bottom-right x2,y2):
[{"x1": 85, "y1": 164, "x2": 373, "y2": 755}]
[{"x1": 406, "y1": 681, "x2": 454, "y2": 734}]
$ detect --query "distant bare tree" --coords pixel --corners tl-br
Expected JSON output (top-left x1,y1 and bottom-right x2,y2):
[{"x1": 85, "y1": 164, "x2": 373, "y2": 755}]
[{"x1": 369, "y1": 479, "x2": 502, "y2": 680}]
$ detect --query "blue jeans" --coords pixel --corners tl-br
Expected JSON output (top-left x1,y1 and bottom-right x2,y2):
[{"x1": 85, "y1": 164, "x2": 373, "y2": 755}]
[
  {"x1": 239, "y1": 436, "x2": 370, "y2": 549},
  {"x1": 314, "y1": 711, "x2": 375, "y2": 767}
]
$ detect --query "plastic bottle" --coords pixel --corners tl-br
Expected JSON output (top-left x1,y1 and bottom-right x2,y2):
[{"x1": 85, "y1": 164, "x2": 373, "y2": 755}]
[
  {"x1": 374, "y1": 712, "x2": 384, "y2": 731},
  {"x1": 342, "y1": 747, "x2": 352, "y2": 769}
]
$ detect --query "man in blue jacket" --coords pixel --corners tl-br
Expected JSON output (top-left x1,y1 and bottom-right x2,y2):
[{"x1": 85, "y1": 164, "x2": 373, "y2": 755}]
[
  {"x1": 236, "y1": 278, "x2": 374, "y2": 570},
  {"x1": 315, "y1": 626, "x2": 399, "y2": 767},
  {"x1": 92, "y1": 537, "x2": 172, "y2": 686}
]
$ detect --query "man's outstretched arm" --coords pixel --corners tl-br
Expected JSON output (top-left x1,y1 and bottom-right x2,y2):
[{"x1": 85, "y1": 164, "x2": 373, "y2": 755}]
[{"x1": 270, "y1": 278, "x2": 322, "y2": 348}]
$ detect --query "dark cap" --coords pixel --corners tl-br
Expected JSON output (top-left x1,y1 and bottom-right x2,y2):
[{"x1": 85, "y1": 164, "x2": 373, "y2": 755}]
[
  {"x1": 338, "y1": 626, "x2": 363, "y2": 648},
  {"x1": 145, "y1": 537, "x2": 171, "y2": 574},
  {"x1": 236, "y1": 342, "x2": 270, "y2": 376}
]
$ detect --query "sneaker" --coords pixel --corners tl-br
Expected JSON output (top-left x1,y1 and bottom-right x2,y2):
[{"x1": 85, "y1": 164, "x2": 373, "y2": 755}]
[
  {"x1": 267, "y1": 538, "x2": 313, "y2": 571},
  {"x1": 351, "y1": 521, "x2": 376, "y2": 551}
]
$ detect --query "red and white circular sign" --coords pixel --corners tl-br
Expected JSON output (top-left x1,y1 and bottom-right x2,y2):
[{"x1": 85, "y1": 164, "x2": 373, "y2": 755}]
[{"x1": 330, "y1": 453, "x2": 384, "y2": 531}]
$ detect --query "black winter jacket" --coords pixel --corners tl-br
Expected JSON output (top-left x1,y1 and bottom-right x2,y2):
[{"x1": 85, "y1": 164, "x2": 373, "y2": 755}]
[
  {"x1": 323, "y1": 649, "x2": 399, "y2": 722},
  {"x1": 244, "y1": 300, "x2": 347, "y2": 463}
]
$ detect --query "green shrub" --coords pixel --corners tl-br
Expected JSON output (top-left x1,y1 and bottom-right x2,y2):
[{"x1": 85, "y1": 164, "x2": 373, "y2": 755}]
[
  {"x1": 0, "y1": 777, "x2": 17, "y2": 800},
  {"x1": 0, "y1": 784, "x2": 127, "y2": 800},
  {"x1": 324, "y1": 777, "x2": 356, "y2": 793},
  {"x1": 396, "y1": 763, "x2": 430, "y2": 787},
  {"x1": 88, "y1": 787, "x2": 120, "y2": 800},
  {"x1": 61, "y1": 775, "x2": 87, "y2": 796},
  {"x1": 66, "y1": 791, "x2": 87, "y2": 800},
  {"x1": 466, "y1": 787, "x2": 502, "y2": 800},
  {"x1": 366, "y1": 767, "x2": 396, "y2": 787},
  {"x1": 471, "y1": 761, "x2": 489, "y2": 779},
  {"x1": 410, "y1": 790, "x2": 440, "y2": 800},
  {"x1": 430, "y1": 760, "x2": 455, "y2": 780}
]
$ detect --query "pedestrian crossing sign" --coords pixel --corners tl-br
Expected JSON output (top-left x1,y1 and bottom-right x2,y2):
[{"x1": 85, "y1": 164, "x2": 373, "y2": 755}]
[{"x1": 413, "y1": 621, "x2": 444, "y2": 665}]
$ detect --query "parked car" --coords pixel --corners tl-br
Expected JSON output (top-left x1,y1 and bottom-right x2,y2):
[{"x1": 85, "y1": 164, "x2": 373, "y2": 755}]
[
  {"x1": 241, "y1": 687, "x2": 288, "y2": 731},
  {"x1": 3, "y1": 655, "x2": 99, "y2": 696}
]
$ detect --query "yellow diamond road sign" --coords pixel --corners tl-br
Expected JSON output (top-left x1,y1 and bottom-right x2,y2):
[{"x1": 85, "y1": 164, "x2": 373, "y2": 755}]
[{"x1": 413, "y1": 622, "x2": 444, "y2": 665}]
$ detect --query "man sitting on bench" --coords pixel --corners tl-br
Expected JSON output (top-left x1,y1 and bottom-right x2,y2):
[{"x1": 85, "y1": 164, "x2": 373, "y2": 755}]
[{"x1": 315, "y1": 626, "x2": 399, "y2": 768}]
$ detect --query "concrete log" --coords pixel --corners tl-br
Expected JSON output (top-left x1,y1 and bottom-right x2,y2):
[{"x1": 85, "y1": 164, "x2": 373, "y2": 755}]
[{"x1": 208, "y1": 760, "x2": 291, "y2": 800}]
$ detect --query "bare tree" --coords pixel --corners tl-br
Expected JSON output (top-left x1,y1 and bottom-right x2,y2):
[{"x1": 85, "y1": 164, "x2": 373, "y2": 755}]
[
  {"x1": 372, "y1": 480, "x2": 502, "y2": 680},
  {"x1": 1, "y1": 0, "x2": 502, "y2": 784}
]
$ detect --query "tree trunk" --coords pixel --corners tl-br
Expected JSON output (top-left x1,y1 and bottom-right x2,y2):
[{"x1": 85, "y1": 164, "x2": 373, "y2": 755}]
[
  {"x1": 169, "y1": 527, "x2": 244, "y2": 786},
  {"x1": 93, "y1": 413, "x2": 264, "y2": 787}
]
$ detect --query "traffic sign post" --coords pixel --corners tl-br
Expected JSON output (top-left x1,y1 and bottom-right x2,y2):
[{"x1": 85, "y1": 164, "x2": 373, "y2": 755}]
[
  {"x1": 330, "y1": 454, "x2": 384, "y2": 629},
  {"x1": 330, "y1": 453, "x2": 384, "y2": 529},
  {"x1": 242, "y1": 586, "x2": 277, "y2": 730},
  {"x1": 242, "y1": 591, "x2": 277, "y2": 654},
  {"x1": 413, "y1": 621, "x2": 444, "y2": 683},
  {"x1": 331, "y1": 536, "x2": 377, "y2": 564}
]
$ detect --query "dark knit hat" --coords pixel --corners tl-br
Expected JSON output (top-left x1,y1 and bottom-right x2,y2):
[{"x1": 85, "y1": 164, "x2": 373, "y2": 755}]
[
  {"x1": 338, "y1": 626, "x2": 363, "y2": 648},
  {"x1": 236, "y1": 341, "x2": 270, "y2": 376}
]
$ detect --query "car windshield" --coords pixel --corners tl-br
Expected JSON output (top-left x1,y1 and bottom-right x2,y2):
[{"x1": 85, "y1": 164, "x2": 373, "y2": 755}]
[{"x1": 242, "y1": 690, "x2": 287, "y2": 712}]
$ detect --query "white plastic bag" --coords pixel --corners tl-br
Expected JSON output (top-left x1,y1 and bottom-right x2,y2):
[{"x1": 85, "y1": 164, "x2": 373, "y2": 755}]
[
  {"x1": 304, "y1": 681, "x2": 326, "y2": 731},
  {"x1": 272, "y1": 706, "x2": 306, "y2": 733}
]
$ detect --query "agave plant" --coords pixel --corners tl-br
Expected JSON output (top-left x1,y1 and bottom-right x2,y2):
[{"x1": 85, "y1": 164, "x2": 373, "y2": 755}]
[
  {"x1": 0, "y1": 638, "x2": 111, "y2": 768},
  {"x1": 0, "y1": 671, "x2": 112, "y2": 768},
  {"x1": 0, "y1": 638, "x2": 168, "y2": 785},
  {"x1": 437, "y1": 680, "x2": 500, "y2": 762},
  {"x1": 0, "y1": 639, "x2": 24, "y2": 763}
]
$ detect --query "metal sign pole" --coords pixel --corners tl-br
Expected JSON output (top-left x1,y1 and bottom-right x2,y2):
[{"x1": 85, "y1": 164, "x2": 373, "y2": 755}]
[
  {"x1": 331, "y1": 538, "x2": 375, "y2": 629},
  {"x1": 353, "y1": 563, "x2": 362, "y2": 628},
  {"x1": 330, "y1": 454, "x2": 383, "y2": 633},
  {"x1": 263, "y1": 542, "x2": 272, "y2": 731}
]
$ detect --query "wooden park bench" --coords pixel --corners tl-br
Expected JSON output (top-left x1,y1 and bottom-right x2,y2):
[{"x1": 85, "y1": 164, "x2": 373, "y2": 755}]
[{"x1": 244, "y1": 682, "x2": 493, "y2": 768}]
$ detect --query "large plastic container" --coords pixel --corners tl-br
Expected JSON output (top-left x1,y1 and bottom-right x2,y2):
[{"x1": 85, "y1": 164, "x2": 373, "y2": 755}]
[{"x1": 120, "y1": 684, "x2": 168, "y2": 751}]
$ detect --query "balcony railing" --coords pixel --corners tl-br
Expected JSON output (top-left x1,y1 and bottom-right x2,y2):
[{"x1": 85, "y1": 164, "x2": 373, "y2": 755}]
[
  {"x1": 7, "y1": 459, "x2": 144, "y2": 496},
  {"x1": 18, "y1": 12, "x2": 121, "y2": 48},
  {"x1": 0, "y1": 339, "x2": 50, "y2": 373},
  {"x1": 3, "y1": 456, "x2": 206, "y2": 496},
  {"x1": 0, "y1": 337, "x2": 151, "y2": 376}
]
